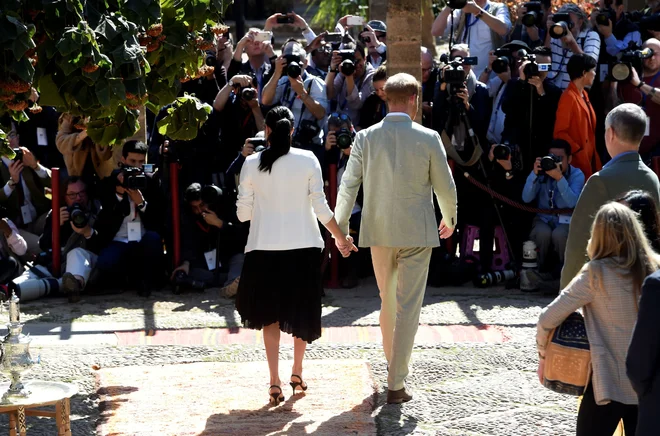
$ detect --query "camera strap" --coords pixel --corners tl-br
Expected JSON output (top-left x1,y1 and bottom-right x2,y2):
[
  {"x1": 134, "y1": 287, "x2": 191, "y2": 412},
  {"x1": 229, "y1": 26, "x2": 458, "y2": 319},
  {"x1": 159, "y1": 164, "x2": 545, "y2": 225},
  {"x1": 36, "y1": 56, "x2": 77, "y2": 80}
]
[{"x1": 552, "y1": 33, "x2": 586, "y2": 84}]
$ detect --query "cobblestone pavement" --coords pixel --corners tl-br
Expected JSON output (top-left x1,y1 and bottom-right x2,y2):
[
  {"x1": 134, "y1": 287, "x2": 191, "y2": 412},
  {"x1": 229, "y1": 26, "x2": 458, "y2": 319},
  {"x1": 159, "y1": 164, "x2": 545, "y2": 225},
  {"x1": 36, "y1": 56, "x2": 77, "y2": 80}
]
[{"x1": 0, "y1": 279, "x2": 578, "y2": 436}]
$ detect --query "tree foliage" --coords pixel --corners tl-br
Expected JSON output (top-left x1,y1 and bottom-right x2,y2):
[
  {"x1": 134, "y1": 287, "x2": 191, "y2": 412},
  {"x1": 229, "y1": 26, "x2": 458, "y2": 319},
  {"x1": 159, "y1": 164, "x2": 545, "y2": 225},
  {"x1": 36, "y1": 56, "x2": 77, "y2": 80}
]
[{"x1": 304, "y1": 0, "x2": 369, "y2": 31}]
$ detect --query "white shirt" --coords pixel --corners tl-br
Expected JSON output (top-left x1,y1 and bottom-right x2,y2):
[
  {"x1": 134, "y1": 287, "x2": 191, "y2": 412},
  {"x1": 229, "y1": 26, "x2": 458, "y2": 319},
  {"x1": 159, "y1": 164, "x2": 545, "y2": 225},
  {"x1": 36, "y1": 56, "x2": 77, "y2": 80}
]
[
  {"x1": 3, "y1": 220, "x2": 26, "y2": 257},
  {"x1": 113, "y1": 194, "x2": 145, "y2": 243},
  {"x1": 446, "y1": 2, "x2": 512, "y2": 75},
  {"x1": 2, "y1": 157, "x2": 49, "y2": 223},
  {"x1": 237, "y1": 148, "x2": 333, "y2": 252}
]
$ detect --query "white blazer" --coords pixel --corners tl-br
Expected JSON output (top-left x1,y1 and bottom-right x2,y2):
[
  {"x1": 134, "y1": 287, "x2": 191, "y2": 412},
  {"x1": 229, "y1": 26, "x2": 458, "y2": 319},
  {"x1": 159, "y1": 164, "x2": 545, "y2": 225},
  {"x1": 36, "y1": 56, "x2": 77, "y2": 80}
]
[{"x1": 237, "y1": 148, "x2": 334, "y2": 252}]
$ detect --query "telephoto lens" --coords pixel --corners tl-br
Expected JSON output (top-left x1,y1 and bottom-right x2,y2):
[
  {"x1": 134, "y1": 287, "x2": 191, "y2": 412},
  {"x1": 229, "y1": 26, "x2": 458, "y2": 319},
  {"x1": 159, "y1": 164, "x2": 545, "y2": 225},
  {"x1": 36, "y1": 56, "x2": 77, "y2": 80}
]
[{"x1": 549, "y1": 13, "x2": 573, "y2": 39}]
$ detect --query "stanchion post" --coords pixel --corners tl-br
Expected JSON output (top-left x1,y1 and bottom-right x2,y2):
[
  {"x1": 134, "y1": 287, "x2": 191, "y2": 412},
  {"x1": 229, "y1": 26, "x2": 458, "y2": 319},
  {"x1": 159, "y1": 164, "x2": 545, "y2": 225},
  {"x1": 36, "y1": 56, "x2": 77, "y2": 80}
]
[
  {"x1": 327, "y1": 164, "x2": 340, "y2": 288},
  {"x1": 169, "y1": 162, "x2": 181, "y2": 269},
  {"x1": 51, "y1": 168, "x2": 61, "y2": 277}
]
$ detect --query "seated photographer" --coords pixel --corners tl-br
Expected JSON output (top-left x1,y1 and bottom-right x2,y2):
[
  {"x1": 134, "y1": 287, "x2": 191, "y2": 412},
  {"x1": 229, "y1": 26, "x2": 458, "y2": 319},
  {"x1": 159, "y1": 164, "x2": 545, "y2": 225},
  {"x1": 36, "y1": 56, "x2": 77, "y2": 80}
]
[
  {"x1": 326, "y1": 41, "x2": 375, "y2": 127},
  {"x1": 261, "y1": 39, "x2": 328, "y2": 164},
  {"x1": 501, "y1": 46, "x2": 561, "y2": 170},
  {"x1": 617, "y1": 38, "x2": 660, "y2": 162},
  {"x1": 358, "y1": 65, "x2": 388, "y2": 130},
  {"x1": 544, "y1": 3, "x2": 600, "y2": 91},
  {"x1": 0, "y1": 141, "x2": 51, "y2": 256},
  {"x1": 421, "y1": 47, "x2": 437, "y2": 129},
  {"x1": 509, "y1": 0, "x2": 551, "y2": 49},
  {"x1": 0, "y1": 214, "x2": 27, "y2": 287},
  {"x1": 172, "y1": 183, "x2": 246, "y2": 295},
  {"x1": 554, "y1": 53, "x2": 602, "y2": 178},
  {"x1": 38, "y1": 177, "x2": 102, "y2": 302},
  {"x1": 214, "y1": 74, "x2": 264, "y2": 172},
  {"x1": 228, "y1": 28, "x2": 276, "y2": 98},
  {"x1": 95, "y1": 140, "x2": 165, "y2": 296},
  {"x1": 593, "y1": 0, "x2": 641, "y2": 58},
  {"x1": 522, "y1": 140, "x2": 585, "y2": 276}
]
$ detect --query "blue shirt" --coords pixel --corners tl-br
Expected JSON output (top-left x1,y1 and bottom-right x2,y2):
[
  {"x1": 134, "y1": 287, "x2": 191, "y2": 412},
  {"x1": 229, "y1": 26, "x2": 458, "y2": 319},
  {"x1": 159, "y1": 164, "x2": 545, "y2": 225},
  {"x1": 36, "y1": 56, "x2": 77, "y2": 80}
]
[
  {"x1": 602, "y1": 151, "x2": 638, "y2": 170},
  {"x1": 522, "y1": 166, "x2": 585, "y2": 226}
]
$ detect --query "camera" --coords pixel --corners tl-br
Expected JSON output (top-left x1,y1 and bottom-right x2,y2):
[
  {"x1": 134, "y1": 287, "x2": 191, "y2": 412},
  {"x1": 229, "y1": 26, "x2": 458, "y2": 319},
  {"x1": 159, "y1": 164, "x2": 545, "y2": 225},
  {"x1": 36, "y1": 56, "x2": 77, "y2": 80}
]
[
  {"x1": 493, "y1": 144, "x2": 511, "y2": 160},
  {"x1": 447, "y1": 0, "x2": 467, "y2": 9},
  {"x1": 338, "y1": 49, "x2": 356, "y2": 76},
  {"x1": 439, "y1": 54, "x2": 476, "y2": 85},
  {"x1": 520, "y1": 50, "x2": 551, "y2": 78},
  {"x1": 68, "y1": 203, "x2": 90, "y2": 229},
  {"x1": 492, "y1": 48, "x2": 513, "y2": 74},
  {"x1": 549, "y1": 13, "x2": 574, "y2": 39},
  {"x1": 540, "y1": 154, "x2": 562, "y2": 174},
  {"x1": 521, "y1": 2, "x2": 544, "y2": 27},
  {"x1": 611, "y1": 47, "x2": 653, "y2": 82},
  {"x1": 247, "y1": 137, "x2": 266, "y2": 152},
  {"x1": 283, "y1": 54, "x2": 302, "y2": 78},
  {"x1": 172, "y1": 270, "x2": 206, "y2": 294},
  {"x1": 205, "y1": 50, "x2": 216, "y2": 67},
  {"x1": 292, "y1": 119, "x2": 321, "y2": 148},
  {"x1": 113, "y1": 166, "x2": 148, "y2": 190},
  {"x1": 12, "y1": 148, "x2": 22, "y2": 162},
  {"x1": 241, "y1": 87, "x2": 257, "y2": 101},
  {"x1": 276, "y1": 14, "x2": 294, "y2": 24},
  {"x1": 335, "y1": 128, "x2": 353, "y2": 149},
  {"x1": 325, "y1": 32, "x2": 342, "y2": 44},
  {"x1": 596, "y1": 8, "x2": 616, "y2": 26}
]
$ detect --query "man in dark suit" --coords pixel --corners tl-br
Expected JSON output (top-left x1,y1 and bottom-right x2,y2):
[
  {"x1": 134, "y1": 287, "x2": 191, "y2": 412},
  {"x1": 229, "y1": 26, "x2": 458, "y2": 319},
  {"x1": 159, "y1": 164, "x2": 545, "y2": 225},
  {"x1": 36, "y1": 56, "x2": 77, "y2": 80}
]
[{"x1": 561, "y1": 103, "x2": 660, "y2": 288}]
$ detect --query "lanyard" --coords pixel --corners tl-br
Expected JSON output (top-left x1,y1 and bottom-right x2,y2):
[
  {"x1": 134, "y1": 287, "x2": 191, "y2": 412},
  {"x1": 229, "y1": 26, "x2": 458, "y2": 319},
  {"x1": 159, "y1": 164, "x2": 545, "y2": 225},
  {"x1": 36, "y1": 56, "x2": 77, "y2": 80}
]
[
  {"x1": 641, "y1": 70, "x2": 660, "y2": 108},
  {"x1": 466, "y1": 4, "x2": 489, "y2": 29}
]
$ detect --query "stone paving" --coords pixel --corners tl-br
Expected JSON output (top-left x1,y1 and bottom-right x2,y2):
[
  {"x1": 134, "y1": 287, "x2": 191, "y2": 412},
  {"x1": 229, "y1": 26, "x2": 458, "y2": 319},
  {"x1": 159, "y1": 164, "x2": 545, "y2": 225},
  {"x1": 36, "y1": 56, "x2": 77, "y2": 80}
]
[{"x1": 0, "y1": 278, "x2": 579, "y2": 436}]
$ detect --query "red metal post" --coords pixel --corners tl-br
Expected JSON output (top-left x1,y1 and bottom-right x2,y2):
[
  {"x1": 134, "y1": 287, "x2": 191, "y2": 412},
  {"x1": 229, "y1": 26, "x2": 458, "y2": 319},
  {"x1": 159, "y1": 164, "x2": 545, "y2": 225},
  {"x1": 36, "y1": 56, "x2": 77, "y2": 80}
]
[
  {"x1": 169, "y1": 162, "x2": 181, "y2": 268},
  {"x1": 51, "y1": 168, "x2": 61, "y2": 277},
  {"x1": 327, "y1": 164, "x2": 340, "y2": 288}
]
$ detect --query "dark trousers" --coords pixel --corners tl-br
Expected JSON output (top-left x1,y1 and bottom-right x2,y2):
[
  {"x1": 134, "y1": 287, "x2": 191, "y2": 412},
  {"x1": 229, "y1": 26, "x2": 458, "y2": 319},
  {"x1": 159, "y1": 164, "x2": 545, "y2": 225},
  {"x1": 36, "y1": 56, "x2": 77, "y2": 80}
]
[
  {"x1": 97, "y1": 231, "x2": 163, "y2": 285},
  {"x1": 576, "y1": 383, "x2": 638, "y2": 436},
  {"x1": 0, "y1": 257, "x2": 19, "y2": 284}
]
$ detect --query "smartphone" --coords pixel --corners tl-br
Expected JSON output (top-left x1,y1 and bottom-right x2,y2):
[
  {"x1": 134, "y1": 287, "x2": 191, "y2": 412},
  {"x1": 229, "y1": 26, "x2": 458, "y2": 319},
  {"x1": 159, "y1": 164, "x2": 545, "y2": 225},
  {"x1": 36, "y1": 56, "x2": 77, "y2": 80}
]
[
  {"x1": 324, "y1": 32, "x2": 342, "y2": 43},
  {"x1": 254, "y1": 31, "x2": 272, "y2": 42},
  {"x1": 142, "y1": 163, "x2": 154, "y2": 174},
  {"x1": 12, "y1": 148, "x2": 22, "y2": 162},
  {"x1": 276, "y1": 14, "x2": 294, "y2": 24},
  {"x1": 347, "y1": 16, "x2": 364, "y2": 26},
  {"x1": 538, "y1": 63, "x2": 551, "y2": 72}
]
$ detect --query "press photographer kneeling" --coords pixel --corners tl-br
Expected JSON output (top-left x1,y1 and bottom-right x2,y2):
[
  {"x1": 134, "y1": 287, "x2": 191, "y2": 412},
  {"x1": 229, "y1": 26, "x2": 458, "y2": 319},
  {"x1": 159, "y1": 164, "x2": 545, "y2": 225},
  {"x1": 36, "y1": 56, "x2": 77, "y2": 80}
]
[
  {"x1": 38, "y1": 177, "x2": 101, "y2": 302},
  {"x1": 171, "y1": 183, "x2": 246, "y2": 296}
]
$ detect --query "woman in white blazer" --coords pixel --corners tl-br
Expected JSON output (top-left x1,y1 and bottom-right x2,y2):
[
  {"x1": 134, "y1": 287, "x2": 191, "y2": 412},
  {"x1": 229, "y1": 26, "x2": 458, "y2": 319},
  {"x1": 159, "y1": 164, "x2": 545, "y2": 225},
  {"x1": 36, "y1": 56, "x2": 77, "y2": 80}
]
[{"x1": 235, "y1": 106, "x2": 356, "y2": 405}]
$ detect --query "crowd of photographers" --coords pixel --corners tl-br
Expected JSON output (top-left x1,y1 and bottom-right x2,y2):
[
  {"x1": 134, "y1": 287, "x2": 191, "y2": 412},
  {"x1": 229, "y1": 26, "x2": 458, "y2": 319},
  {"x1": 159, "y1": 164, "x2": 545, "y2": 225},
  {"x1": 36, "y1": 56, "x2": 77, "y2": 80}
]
[{"x1": 2, "y1": 2, "x2": 660, "y2": 301}]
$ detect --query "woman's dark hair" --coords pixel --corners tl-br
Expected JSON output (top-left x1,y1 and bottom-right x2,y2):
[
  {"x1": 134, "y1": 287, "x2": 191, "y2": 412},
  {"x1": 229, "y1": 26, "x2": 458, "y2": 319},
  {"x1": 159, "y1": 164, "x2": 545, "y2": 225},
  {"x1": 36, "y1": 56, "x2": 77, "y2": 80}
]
[
  {"x1": 259, "y1": 106, "x2": 294, "y2": 173},
  {"x1": 617, "y1": 190, "x2": 660, "y2": 252},
  {"x1": 567, "y1": 53, "x2": 597, "y2": 81}
]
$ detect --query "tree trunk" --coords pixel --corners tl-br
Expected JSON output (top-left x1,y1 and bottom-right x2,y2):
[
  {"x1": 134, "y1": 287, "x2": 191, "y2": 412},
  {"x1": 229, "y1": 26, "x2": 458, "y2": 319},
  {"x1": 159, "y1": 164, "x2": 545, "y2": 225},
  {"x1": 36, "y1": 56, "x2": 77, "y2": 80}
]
[
  {"x1": 422, "y1": 0, "x2": 437, "y2": 58},
  {"x1": 387, "y1": 0, "x2": 422, "y2": 123},
  {"x1": 369, "y1": 0, "x2": 388, "y2": 21}
]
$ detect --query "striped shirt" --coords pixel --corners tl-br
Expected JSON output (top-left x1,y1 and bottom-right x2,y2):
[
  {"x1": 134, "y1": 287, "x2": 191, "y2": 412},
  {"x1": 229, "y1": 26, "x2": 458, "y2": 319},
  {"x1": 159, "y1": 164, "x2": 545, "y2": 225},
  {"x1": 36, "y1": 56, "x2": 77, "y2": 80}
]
[{"x1": 549, "y1": 29, "x2": 600, "y2": 90}]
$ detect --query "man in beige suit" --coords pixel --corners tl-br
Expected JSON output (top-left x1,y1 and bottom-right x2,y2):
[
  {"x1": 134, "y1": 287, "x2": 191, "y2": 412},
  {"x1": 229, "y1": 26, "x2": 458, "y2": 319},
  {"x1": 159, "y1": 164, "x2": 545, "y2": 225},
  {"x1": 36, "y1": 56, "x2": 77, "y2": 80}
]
[{"x1": 335, "y1": 73, "x2": 458, "y2": 404}]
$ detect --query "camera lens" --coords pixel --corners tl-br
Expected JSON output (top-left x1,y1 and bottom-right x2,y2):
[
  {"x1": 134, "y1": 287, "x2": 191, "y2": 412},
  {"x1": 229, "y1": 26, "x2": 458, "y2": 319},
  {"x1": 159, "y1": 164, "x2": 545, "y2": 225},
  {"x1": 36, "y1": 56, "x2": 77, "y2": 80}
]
[
  {"x1": 336, "y1": 129, "x2": 353, "y2": 149},
  {"x1": 493, "y1": 144, "x2": 511, "y2": 160},
  {"x1": 611, "y1": 62, "x2": 631, "y2": 81},
  {"x1": 447, "y1": 0, "x2": 467, "y2": 9},
  {"x1": 550, "y1": 22, "x2": 569, "y2": 39},
  {"x1": 596, "y1": 13, "x2": 610, "y2": 26},
  {"x1": 540, "y1": 155, "x2": 559, "y2": 172},
  {"x1": 69, "y1": 204, "x2": 89, "y2": 229},
  {"x1": 492, "y1": 57, "x2": 509, "y2": 74},
  {"x1": 241, "y1": 88, "x2": 257, "y2": 101},
  {"x1": 522, "y1": 11, "x2": 538, "y2": 27},
  {"x1": 340, "y1": 59, "x2": 356, "y2": 76},
  {"x1": 287, "y1": 62, "x2": 302, "y2": 78},
  {"x1": 523, "y1": 62, "x2": 539, "y2": 78}
]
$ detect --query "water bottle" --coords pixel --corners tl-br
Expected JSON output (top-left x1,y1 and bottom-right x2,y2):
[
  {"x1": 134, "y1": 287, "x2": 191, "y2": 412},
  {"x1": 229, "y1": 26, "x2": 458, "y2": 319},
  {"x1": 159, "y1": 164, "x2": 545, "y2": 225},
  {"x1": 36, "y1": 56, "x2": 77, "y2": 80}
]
[{"x1": 520, "y1": 240, "x2": 539, "y2": 292}]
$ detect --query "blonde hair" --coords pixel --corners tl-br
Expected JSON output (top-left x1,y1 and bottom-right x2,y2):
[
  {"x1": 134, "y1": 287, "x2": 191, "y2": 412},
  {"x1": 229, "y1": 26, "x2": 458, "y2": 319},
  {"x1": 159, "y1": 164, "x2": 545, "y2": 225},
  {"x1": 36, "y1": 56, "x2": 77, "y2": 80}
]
[
  {"x1": 384, "y1": 73, "x2": 420, "y2": 106},
  {"x1": 587, "y1": 202, "x2": 660, "y2": 298}
]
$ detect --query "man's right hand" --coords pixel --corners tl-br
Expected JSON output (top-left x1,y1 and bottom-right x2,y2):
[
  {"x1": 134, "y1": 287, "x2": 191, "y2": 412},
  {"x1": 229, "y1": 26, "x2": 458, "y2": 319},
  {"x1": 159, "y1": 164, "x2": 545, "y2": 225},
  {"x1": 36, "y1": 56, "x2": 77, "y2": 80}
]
[
  {"x1": 242, "y1": 139, "x2": 256, "y2": 157},
  {"x1": 59, "y1": 206, "x2": 70, "y2": 226},
  {"x1": 229, "y1": 75, "x2": 253, "y2": 88},
  {"x1": 457, "y1": 88, "x2": 470, "y2": 110},
  {"x1": 533, "y1": 157, "x2": 542, "y2": 175},
  {"x1": 170, "y1": 262, "x2": 190, "y2": 281},
  {"x1": 8, "y1": 160, "x2": 23, "y2": 184},
  {"x1": 325, "y1": 131, "x2": 336, "y2": 151},
  {"x1": 330, "y1": 51, "x2": 342, "y2": 71},
  {"x1": 236, "y1": 30, "x2": 256, "y2": 52},
  {"x1": 526, "y1": 25, "x2": 540, "y2": 42},
  {"x1": 274, "y1": 55, "x2": 287, "y2": 78},
  {"x1": 439, "y1": 219, "x2": 454, "y2": 239}
]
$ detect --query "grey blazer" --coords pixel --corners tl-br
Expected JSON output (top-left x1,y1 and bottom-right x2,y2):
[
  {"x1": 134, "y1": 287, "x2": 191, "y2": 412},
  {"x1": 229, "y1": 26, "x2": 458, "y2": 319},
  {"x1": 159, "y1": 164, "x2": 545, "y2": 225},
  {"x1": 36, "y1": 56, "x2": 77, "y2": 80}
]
[
  {"x1": 335, "y1": 114, "x2": 457, "y2": 248},
  {"x1": 561, "y1": 152, "x2": 660, "y2": 288}
]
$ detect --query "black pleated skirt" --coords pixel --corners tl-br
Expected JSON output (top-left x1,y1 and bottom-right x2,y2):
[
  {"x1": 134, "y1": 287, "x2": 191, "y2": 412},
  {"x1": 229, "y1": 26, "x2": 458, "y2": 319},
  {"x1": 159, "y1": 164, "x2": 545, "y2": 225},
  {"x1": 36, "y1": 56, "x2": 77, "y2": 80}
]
[{"x1": 235, "y1": 247, "x2": 323, "y2": 343}]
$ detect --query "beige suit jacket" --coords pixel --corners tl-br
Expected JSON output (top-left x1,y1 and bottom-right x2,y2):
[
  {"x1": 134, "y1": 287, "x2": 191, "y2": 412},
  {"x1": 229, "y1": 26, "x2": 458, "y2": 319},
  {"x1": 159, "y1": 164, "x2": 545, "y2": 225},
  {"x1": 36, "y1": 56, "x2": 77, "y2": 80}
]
[{"x1": 335, "y1": 114, "x2": 457, "y2": 248}]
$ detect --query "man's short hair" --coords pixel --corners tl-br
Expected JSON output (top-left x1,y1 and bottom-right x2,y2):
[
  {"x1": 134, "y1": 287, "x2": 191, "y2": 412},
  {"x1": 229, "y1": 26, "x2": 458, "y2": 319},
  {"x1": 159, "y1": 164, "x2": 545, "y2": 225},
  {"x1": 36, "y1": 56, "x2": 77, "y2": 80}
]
[
  {"x1": 450, "y1": 44, "x2": 469, "y2": 56},
  {"x1": 65, "y1": 176, "x2": 86, "y2": 189},
  {"x1": 282, "y1": 38, "x2": 305, "y2": 57},
  {"x1": 606, "y1": 103, "x2": 648, "y2": 146},
  {"x1": 567, "y1": 53, "x2": 597, "y2": 81},
  {"x1": 122, "y1": 140, "x2": 148, "y2": 158},
  {"x1": 373, "y1": 64, "x2": 387, "y2": 83},
  {"x1": 548, "y1": 139, "x2": 572, "y2": 157},
  {"x1": 384, "y1": 73, "x2": 420, "y2": 105},
  {"x1": 184, "y1": 183, "x2": 203, "y2": 204},
  {"x1": 532, "y1": 46, "x2": 552, "y2": 58}
]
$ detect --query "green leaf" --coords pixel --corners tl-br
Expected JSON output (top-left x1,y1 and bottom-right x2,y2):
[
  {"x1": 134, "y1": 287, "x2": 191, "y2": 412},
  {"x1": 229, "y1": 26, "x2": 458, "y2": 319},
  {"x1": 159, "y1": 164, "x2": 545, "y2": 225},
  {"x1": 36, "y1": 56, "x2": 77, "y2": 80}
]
[
  {"x1": 11, "y1": 58, "x2": 36, "y2": 84},
  {"x1": 38, "y1": 74, "x2": 67, "y2": 108}
]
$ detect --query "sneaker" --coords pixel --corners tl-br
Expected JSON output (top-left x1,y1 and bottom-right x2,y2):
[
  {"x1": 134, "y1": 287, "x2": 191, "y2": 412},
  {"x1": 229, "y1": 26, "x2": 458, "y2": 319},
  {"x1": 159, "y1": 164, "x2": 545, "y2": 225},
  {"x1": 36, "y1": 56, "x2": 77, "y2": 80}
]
[{"x1": 61, "y1": 273, "x2": 82, "y2": 303}]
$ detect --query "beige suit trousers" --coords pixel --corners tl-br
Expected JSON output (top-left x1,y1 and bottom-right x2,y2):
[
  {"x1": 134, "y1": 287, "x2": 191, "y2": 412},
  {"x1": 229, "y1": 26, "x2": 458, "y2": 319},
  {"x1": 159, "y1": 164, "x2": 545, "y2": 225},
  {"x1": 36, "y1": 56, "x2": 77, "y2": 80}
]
[{"x1": 371, "y1": 246, "x2": 433, "y2": 391}]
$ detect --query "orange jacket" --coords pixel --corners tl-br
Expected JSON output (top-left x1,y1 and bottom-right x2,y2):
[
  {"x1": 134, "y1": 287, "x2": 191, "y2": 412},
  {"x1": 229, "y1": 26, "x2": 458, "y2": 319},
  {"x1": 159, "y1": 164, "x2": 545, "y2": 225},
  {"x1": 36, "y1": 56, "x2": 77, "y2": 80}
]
[{"x1": 553, "y1": 82, "x2": 602, "y2": 179}]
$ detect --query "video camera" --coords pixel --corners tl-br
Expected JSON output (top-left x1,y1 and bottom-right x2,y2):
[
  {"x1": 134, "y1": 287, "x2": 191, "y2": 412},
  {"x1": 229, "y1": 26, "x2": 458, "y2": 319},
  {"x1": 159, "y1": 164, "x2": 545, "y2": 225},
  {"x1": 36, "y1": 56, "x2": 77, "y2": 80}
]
[
  {"x1": 112, "y1": 165, "x2": 148, "y2": 190},
  {"x1": 439, "y1": 53, "x2": 477, "y2": 86},
  {"x1": 611, "y1": 47, "x2": 653, "y2": 82},
  {"x1": 519, "y1": 50, "x2": 551, "y2": 79},
  {"x1": 338, "y1": 49, "x2": 357, "y2": 76},
  {"x1": 549, "y1": 13, "x2": 574, "y2": 39},
  {"x1": 283, "y1": 54, "x2": 303, "y2": 78},
  {"x1": 521, "y1": 2, "x2": 544, "y2": 28}
]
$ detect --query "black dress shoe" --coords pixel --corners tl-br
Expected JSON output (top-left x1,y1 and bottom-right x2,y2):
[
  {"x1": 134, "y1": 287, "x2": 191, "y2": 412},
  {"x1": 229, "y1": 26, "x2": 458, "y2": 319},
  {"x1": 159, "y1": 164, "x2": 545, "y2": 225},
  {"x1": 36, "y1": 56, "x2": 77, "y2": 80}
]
[{"x1": 386, "y1": 388, "x2": 412, "y2": 404}]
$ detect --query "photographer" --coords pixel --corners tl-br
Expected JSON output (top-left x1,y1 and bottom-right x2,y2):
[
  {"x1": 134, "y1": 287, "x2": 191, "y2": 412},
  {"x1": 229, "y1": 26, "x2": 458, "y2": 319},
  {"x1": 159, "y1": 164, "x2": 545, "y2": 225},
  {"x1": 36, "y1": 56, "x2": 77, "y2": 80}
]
[
  {"x1": 509, "y1": 0, "x2": 551, "y2": 49},
  {"x1": 431, "y1": 0, "x2": 512, "y2": 76},
  {"x1": 617, "y1": 38, "x2": 660, "y2": 161},
  {"x1": 94, "y1": 141, "x2": 165, "y2": 297},
  {"x1": 421, "y1": 47, "x2": 437, "y2": 129},
  {"x1": 326, "y1": 41, "x2": 375, "y2": 127},
  {"x1": 0, "y1": 140, "x2": 52, "y2": 256},
  {"x1": 594, "y1": 0, "x2": 642, "y2": 57},
  {"x1": 38, "y1": 177, "x2": 102, "y2": 302},
  {"x1": 545, "y1": 3, "x2": 601, "y2": 90},
  {"x1": 358, "y1": 65, "x2": 388, "y2": 130},
  {"x1": 227, "y1": 28, "x2": 276, "y2": 98},
  {"x1": 305, "y1": 34, "x2": 332, "y2": 79},
  {"x1": 522, "y1": 140, "x2": 585, "y2": 281},
  {"x1": 360, "y1": 21, "x2": 388, "y2": 69},
  {"x1": 172, "y1": 183, "x2": 246, "y2": 295},
  {"x1": 214, "y1": 74, "x2": 264, "y2": 172},
  {"x1": 0, "y1": 214, "x2": 26, "y2": 287},
  {"x1": 261, "y1": 39, "x2": 328, "y2": 164},
  {"x1": 501, "y1": 46, "x2": 562, "y2": 170}
]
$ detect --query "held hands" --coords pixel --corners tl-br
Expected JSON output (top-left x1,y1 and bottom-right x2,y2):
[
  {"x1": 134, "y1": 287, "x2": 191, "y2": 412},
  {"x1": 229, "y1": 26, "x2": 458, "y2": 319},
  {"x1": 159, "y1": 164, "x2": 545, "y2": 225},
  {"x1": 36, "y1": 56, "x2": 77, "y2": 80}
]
[
  {"x1": 330, "y1": 51, "x2": 342, "y2": 71},
  {"x1": 289, "y1": 75, "x2": 305, "y2": 96},
  {"x1": 335, "y1": 234, "x2": 358, "y2": 257},
  {"x1": 546, "y1": 165, "x2": 563, "y2": 181},
  {"x1": 456, "y1": 88, "x2": 470, "y2": 110},
  {"x1": 19, "y1": 147, "x2": 37, "y2": 170},
  {"x1": 438, "y1": 219, "x2": 454, "y2": 239},
  {"x1": 274, "y1": 56, "x2": 287, "y2": 78}
]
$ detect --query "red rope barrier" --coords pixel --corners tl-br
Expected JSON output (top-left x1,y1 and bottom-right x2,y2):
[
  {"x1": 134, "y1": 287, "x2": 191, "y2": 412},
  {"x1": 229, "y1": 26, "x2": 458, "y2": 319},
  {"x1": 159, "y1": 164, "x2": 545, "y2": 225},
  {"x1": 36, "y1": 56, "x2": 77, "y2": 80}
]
[
  {"x1": 51, "y1": 168, "x2": 61, "y2": 277},
  {"x1": 169, "y1": 162, "x2": 181, "y2": 268}
]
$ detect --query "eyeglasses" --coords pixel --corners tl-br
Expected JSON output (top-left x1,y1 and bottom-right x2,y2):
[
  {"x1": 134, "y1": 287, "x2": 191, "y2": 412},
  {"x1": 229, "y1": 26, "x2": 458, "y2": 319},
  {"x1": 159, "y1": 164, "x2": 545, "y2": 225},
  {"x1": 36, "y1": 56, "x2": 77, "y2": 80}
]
[{"x1": 66, "y1": 190, "x2": 87, "y2": 200}]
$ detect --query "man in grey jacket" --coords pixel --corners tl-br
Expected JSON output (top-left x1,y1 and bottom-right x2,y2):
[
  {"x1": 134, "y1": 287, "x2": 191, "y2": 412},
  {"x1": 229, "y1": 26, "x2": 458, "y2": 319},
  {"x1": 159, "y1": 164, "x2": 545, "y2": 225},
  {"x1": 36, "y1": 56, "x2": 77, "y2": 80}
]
[
  {"x1": 561, "y1": 103, "x2": 660, "y2": 288},
  {"x1": 335, "y1": 73, "x2": 457, "y2": 403}
]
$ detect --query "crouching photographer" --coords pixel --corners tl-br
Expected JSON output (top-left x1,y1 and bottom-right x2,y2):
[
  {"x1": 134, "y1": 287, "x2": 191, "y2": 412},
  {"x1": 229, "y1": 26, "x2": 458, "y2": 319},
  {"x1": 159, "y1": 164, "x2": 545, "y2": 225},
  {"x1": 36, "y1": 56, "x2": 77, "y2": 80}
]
[
  {"x1": 171, "y1": 183, "x2": 246, "y2": 296},
  {"x1": 38, "y1": 177, "x2": 102, "y2": 302},
  {"x1": 94, "y1": 141, "x2": 165, "y2": 297},
  {"x1": 0, "y1": 208, "x2": 27, "y2": 289}
]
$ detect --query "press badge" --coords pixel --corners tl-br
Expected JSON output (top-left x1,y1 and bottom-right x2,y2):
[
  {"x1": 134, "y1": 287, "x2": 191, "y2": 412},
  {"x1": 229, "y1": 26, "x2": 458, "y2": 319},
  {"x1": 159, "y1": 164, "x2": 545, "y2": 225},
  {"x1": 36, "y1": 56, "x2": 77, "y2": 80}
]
[
  {"x1": 20, "y1": 206, "x2": 32, "y2": 224},
  {"x1": 127, "y1": 222, "x2": 142, "y2": 242},
  {"x1": 36, "y1": 128, "x2": 48, "y2": 146},
  {"x1": 646, "y1": 116, "x2": 650, "y2": 137},
  {"x1": 559, "y1": 215, "x2": 571, "y2": 225},
  {"x1": 204, "y1": 249, "x2": 219, "y2": 271}
]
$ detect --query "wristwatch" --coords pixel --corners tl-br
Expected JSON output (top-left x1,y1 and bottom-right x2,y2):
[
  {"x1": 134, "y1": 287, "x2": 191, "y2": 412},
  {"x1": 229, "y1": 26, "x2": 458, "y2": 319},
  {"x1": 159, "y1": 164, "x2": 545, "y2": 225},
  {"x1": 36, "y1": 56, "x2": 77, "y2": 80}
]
[
  {"x1": 328, "y1": 67, "x2": 339, "y2": 74},
  {"x1": 505, "y1": 171, "x2": 513, "y2": 179},
  {"x1": 7, "y1": 179, "x2": 17, "y2": 187},
  {"x1": 476, "y1": 9, "x2": 484, "y2": 18},
  {"x1": 137, "y1": 201, "x2": 147, "y2": 211}
]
